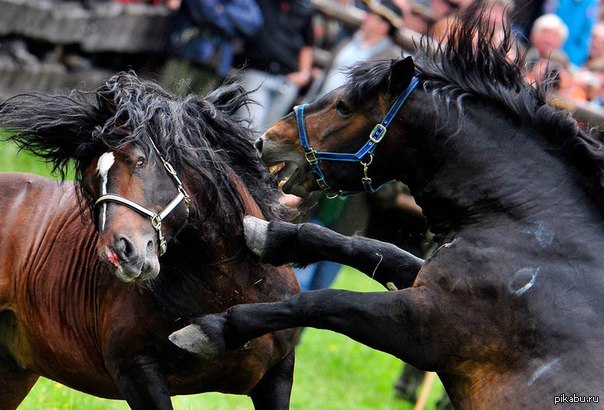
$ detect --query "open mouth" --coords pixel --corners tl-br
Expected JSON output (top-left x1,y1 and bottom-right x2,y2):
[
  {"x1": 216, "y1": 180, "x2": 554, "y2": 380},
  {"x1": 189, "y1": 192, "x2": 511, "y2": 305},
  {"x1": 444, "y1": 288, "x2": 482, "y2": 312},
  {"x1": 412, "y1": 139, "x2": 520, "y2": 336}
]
[
  {"x1": 268, "y1": 162, "x2": 286, "y2": 175},
  {"x1": 267, "y1": 161, "x2": 292, "y2": 189},
  {"x1": 265, "y1": 160, "x2": 311, "y2": 197}
]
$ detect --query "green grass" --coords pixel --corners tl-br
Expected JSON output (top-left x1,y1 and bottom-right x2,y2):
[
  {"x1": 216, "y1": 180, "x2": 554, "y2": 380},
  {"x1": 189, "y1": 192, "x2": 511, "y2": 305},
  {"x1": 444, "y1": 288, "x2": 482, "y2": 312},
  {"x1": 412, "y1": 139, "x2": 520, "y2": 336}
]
[
  {"x1": 0, "y1": 140, "x2": 56, "y2": 177},
  {"x1": 1, "y1": 140, "x2": 446, "y2": 409}
]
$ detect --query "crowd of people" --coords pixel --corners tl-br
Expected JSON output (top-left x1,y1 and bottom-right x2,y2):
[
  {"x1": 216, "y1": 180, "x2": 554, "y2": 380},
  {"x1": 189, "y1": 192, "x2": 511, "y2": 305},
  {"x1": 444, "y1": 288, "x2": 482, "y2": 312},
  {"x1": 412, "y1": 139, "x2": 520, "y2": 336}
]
[{"x1": 156, "y1": 0, "x2": 604, "y2": 114}]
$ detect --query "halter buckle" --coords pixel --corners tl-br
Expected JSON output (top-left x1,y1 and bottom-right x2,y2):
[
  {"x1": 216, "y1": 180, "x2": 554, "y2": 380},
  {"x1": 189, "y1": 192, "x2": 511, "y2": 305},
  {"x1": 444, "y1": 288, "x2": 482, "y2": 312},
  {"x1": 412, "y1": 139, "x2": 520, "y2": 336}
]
[
  {"x1": 163, "y1": 161, "x2": 177, "y2": 176},
  {"x1": 316, "y1": 177, "x2": 331, "y2": 190},
  {"x1": 151, "y1": 214, "x2": 162, "y2": 231},
  {"x1": 369, "y1": 124, "x2": 387, "y2": 144},
  {"x1": 305, "y1": 149, "x2": 319, "y2": 164}
]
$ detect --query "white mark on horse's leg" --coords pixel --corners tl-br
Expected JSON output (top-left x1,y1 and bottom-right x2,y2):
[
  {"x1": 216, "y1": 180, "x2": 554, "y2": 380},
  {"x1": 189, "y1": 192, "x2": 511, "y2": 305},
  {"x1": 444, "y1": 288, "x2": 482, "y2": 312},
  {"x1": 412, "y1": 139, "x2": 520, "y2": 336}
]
[
  {"x1": 529, "y1": 358, "x2": 560, "y2": 386},
  {"x1": 97, "y1": 152, "x2": 115, "y2": 231},
  {"x1": 508, "y1": 267, "x2": 539, "y2": 297}
]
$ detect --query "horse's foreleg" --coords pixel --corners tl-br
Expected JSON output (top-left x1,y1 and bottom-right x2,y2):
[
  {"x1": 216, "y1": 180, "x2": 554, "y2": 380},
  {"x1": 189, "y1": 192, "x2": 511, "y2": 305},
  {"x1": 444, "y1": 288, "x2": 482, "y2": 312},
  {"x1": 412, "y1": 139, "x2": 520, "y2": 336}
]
[
  {"x1": 244, "y1": 216, "x2": 423, "y2": 289},
  {"x1": 249, "y1": 351, "x2": 295, "y2": 410},
  {"x1": 0, "y1": 364, "x2": 39, "y2": 410},
  {"x1": 171, "y1": 288, "x2": 440, "y2": 369},
  {"x1": 110, "y1": 356, "x2": 173, "y2": 410}
]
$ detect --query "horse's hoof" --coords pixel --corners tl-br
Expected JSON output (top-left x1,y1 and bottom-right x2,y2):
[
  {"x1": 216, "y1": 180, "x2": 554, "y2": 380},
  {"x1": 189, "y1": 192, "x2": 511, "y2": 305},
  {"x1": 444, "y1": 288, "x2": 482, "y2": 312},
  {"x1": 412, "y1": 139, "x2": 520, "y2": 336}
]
[
  {"x1": 169, "y1": 324, "x2": 222, "y2": 358},
  {"x1": 243, "y1": 216, "x2": 268, "y2": 257}
]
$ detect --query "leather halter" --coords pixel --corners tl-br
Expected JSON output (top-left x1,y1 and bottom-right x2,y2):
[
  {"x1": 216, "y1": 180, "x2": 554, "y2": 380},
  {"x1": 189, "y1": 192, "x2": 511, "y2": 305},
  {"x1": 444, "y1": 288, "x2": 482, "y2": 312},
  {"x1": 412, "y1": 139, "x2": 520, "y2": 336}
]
[
  {"x1": 294, "y1": 76, "x2": 420, "y2": 197},
  {"x1": 93, "y1": 138, "x2": 191, "y2": 256}
]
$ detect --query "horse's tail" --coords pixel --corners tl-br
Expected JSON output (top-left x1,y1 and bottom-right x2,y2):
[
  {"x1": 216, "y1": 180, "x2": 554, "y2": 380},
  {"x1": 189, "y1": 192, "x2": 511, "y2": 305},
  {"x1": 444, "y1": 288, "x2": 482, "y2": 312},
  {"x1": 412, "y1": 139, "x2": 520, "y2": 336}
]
[{"x1": 0, "y1": 92, "x2": 103, "y2": 179}]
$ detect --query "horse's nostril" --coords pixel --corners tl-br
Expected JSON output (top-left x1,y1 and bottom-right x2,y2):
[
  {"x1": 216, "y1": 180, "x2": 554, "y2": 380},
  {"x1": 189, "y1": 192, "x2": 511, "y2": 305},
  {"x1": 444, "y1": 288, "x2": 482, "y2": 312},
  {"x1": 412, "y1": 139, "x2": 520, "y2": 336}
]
[
  {"x1": 115, "y1": 236, "x2": 135, "y2": 261},
  {"x1": 254, "y1": 137, "x2": 264, "y2": 154}
]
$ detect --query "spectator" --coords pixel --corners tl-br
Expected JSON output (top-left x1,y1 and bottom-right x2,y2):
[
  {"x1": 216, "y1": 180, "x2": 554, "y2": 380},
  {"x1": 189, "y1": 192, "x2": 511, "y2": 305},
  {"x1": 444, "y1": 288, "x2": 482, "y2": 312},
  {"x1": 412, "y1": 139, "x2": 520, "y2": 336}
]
[
  {"x1": 432, "y1": 0, "x2": 516, "y2": 45},
  {"x1": 314, "y1": 0, "x2": 404, "y2": 97},
  {"x1": 431, "y1": 0, "x2": 474, "y2": 42},
  {"x1": 160, "y1": 0, "x2": 263, "y2": 95},
  {"x1": 543, "y1": 0, "x2": 599, "y2": 67},
  {"x1": 585, "y1": 22, "x2": 604, "y2": 71},
  {"x1": 482, "y1": 0, "x2": 514, "y2": 28},
  {"x1": 235, "y1": 0, "x2": 315, "y2": 133},
  {"x1": 509, "y1": 0, "x2": 545, "y2": 44},
  {"x1": 525, "y1": 13, "x2": 569, "y2": 71}
]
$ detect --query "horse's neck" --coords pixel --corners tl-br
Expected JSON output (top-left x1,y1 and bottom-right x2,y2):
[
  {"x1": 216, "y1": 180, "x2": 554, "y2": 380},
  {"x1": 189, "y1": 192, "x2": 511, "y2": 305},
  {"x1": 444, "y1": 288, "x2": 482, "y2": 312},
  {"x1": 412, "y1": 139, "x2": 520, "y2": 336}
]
[
  {"x1": 152, "y1": 175, "x2": 271, "y2": 318},
  {"x1": 403, "y1": 109, "x2": 601, "y2": 237},
  {"x1": 227, "y1": 167, "x2": 267, "y2": 219},
  {"x1": 160, "y1": 171, "x2": 266, "y2": 280}
]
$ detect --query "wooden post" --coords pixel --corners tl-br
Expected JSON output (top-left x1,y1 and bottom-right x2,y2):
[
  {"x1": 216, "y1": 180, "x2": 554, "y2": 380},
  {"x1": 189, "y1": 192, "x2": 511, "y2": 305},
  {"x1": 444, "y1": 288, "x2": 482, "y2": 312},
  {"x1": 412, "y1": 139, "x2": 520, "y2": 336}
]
[{"x1": 414, "y1": 372, "x2": 437, "y2": 410}]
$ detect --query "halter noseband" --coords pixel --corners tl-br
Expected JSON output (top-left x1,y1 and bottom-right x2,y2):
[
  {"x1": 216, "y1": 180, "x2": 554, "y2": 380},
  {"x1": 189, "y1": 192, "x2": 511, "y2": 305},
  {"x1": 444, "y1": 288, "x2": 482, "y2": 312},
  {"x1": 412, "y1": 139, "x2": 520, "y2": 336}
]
[
  {"x1": 93, "y1": 138, "x2": 191, "y2": 256},
  {"x1": 294, "y1": 76, "x2": 420, "y2": 197}
]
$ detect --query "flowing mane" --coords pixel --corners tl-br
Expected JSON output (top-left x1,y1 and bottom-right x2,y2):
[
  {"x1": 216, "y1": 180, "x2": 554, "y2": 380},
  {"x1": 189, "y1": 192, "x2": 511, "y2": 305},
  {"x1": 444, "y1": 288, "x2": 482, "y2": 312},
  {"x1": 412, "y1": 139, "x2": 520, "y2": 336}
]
[
  {"x1": 1, "y1": 73, "x2": 285, "y2": 238},
  {"x1": 343, "y1": 6, "x2": 604, "y2": 204}
]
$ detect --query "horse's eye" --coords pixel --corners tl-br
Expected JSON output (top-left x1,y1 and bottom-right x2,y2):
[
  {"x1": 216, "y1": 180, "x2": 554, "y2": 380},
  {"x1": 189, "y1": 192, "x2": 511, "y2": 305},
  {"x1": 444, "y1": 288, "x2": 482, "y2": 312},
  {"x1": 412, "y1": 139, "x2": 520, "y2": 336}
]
[
  {"x1": 335, "y1": 100, "x2": 352, "y2": 117},
  {"x1": 135, "y1": 157, "x2": 146, "y2": 168}
]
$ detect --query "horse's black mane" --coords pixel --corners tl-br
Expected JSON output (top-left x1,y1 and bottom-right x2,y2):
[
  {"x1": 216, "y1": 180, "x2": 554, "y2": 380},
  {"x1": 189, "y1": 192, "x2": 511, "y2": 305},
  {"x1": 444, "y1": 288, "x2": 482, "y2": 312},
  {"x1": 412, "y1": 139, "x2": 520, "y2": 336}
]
[
  {"x1": 343, "y1": 4, "x2": 604, "y2": 198},
  {"x1": 0, "y1": 73, "x2": 284, "y2": 239}
]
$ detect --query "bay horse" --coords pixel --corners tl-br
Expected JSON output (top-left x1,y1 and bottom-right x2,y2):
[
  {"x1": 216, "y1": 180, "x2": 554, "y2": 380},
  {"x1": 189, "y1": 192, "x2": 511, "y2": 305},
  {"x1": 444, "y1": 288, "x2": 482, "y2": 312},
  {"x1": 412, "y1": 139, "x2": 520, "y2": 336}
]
[
  {"x1": 0, "y1": 73, "x2": 299, "y2": 409},
  {"x1": 170, "y1": 9, "x2": 604, "y2": 409}
]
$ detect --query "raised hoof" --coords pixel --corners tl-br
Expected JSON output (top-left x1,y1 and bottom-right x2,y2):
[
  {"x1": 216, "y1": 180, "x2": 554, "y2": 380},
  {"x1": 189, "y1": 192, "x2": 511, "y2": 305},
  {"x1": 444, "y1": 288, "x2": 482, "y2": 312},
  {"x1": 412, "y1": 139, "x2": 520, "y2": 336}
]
[
  {"x1": 169, "y1": 324, "x2": 222, "y2": 358},
  {"x1": 243, "y1": 215, "x2": 268, "y2": 257}
]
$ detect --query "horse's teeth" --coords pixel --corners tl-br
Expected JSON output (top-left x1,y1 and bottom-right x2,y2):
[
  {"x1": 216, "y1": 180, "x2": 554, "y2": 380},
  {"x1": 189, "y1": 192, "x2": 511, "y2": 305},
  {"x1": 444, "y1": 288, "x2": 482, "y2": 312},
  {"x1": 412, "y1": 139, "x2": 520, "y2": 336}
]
[
  {"x1": 268, "y1": 162, "x2": 285, "y2": 174},
  {"x1": 278, "y1": 177, "x2": 289, "y2": 188}
]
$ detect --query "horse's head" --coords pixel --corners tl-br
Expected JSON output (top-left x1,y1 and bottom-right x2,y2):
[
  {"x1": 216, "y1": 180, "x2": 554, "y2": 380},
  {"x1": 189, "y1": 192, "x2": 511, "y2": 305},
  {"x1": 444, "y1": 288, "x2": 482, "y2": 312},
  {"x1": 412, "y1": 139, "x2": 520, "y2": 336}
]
[
  {"x1": 1, "y1": 72, "x2": 283, "y2": 282},
  {"x1": 83, "y1": 138, "x2": 190, "y2": 282},
  {"x1": 256, "y1": 57, "x2": 417, "y2": 198}
]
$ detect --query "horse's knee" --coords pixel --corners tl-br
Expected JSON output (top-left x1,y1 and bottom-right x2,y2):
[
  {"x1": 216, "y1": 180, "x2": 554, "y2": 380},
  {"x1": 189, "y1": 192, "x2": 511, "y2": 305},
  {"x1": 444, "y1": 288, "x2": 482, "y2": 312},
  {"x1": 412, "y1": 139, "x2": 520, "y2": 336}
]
[{"x1": 169, "y1": 313, "x2": 228, "y2": 358}]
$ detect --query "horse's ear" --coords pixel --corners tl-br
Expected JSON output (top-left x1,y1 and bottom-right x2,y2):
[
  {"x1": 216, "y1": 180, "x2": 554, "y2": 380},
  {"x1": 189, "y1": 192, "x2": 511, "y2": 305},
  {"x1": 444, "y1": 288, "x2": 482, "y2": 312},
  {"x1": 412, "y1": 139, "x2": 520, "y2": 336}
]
[{"x1": 387, "y1": 56, "x2": 415, "y2": 96}]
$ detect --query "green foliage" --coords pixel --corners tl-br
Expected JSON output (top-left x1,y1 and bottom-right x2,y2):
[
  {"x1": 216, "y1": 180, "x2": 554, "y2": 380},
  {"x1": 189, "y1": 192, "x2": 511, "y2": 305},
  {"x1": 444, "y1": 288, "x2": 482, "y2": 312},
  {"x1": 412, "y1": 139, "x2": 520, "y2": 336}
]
[{"x1": 1, "y1": 140, "x2": 446, "y2": 409}]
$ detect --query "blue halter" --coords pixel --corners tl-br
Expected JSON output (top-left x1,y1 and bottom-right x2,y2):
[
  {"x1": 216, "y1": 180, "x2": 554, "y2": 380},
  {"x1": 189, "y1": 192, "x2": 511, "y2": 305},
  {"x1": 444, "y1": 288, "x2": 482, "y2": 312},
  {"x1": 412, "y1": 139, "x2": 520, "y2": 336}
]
[{"x1": 294, "y1": 76, "x2": 420, "y2": 197}]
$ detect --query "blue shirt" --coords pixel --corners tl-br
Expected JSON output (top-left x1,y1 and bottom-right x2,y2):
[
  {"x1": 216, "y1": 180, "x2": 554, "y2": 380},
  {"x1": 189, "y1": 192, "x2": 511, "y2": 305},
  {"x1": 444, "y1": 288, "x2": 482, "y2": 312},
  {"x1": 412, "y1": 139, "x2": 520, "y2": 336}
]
[{"x1": 545, "y1": 0, "x2": 599, "y2": 66}]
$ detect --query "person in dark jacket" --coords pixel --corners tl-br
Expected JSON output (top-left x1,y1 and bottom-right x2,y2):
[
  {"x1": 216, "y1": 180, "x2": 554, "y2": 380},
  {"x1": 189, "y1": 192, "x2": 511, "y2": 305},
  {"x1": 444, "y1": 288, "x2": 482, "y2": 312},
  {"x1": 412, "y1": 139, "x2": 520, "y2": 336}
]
[
  {"x1": 235, "y1": 0, "x2": 315, "y2": 132},
  {"x1": 161, "y1": 0, "x2": 263, "y2": 95}
]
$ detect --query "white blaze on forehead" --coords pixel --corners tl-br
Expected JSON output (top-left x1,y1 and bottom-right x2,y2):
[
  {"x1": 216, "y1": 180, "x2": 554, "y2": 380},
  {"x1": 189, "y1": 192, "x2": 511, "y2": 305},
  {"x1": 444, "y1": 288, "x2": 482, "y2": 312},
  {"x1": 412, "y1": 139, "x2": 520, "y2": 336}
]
[
  {"x1": 97, "y1": 152, "x2": 115, "y2": 231},
  {"x1": 97, "y1": 152, "x2": 115, "y2": 180}
]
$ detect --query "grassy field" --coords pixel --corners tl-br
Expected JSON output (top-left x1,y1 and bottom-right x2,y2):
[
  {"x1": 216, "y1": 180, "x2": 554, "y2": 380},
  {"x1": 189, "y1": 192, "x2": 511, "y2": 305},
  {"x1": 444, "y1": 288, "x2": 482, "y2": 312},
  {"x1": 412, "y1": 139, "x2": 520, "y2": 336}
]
[{"x1": 0, "y1": 140, "x2": 446, "y2": 409}]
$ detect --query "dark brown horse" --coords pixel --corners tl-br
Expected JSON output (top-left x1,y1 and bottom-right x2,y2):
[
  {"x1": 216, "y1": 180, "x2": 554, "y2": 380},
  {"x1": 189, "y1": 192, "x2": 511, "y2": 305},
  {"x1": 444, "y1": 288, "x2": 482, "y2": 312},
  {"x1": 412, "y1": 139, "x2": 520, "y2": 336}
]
[
  {"x1": 171, "y1": 9, "x2": 604, "y2": 409},
  {"x1": 0, "y1": 74, "x2": 298, "y2": 409}
]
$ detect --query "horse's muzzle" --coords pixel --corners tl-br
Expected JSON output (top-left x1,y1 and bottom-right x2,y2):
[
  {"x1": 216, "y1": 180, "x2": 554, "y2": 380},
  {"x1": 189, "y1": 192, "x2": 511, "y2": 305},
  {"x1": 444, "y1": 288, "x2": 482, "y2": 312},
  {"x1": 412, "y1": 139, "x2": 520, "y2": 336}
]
[{"x1": 101, "y1": 235, "x2": 160, "y2": 282}]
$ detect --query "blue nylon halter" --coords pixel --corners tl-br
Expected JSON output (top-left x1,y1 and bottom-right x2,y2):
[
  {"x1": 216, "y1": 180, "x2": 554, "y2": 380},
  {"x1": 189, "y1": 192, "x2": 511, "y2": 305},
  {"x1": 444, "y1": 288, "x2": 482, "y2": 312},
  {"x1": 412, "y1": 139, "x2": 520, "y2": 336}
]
[{"x1": 294, "y1": 76, "x2": 420, "y2": 197}]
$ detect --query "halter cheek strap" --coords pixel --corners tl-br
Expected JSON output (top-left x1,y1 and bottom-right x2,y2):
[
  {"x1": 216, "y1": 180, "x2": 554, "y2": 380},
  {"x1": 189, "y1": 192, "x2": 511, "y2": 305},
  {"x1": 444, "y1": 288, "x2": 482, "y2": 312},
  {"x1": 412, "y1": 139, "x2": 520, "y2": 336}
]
[
  {"x1": 93, "y1": 137, "x2": 191, "y2": 256},
  {"x1": 295, "y1": 76, "x2": 420, "y2": 197}
]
